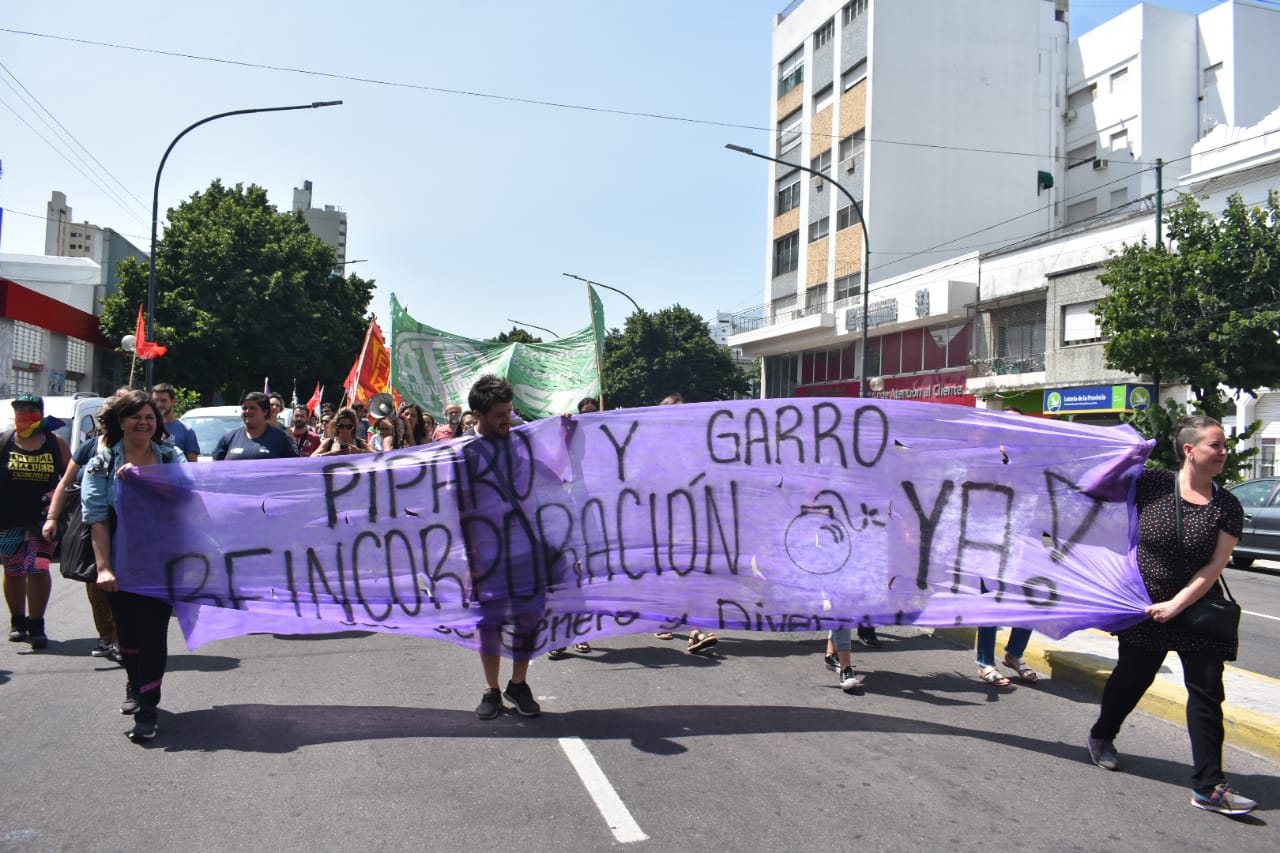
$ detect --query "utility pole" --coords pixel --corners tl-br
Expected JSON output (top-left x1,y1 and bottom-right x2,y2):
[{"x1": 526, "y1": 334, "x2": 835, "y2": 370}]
[{"x1": 1154, "y1": 158, "x2": 1163, "y2": 247}]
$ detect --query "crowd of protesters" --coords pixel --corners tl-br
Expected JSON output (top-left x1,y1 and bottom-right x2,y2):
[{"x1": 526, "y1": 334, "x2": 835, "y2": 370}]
[{"x1": 2, "y1": 381, "x2": 1260, "y2": 814}]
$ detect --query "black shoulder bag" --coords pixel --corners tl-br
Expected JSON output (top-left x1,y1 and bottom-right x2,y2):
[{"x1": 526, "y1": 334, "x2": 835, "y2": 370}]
[{"x1": 1174, "y1": 476, "x2": 1241, "y2": 642}]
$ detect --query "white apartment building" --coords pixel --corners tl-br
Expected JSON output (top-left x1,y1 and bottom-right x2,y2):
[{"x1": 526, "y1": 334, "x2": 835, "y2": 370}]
[
  {"x1": 732, "y1": 0, "x2": 1280, "y2": 425},
  {"x1": 1062, "y1": 0, "x2": 1280, "y2": 226},
  {"x1": 730, "y1": 0, "x2": 1069, "y2": 405},
  {"x1": 293, "y1": 179, "x2": 348, "y2": 270}
]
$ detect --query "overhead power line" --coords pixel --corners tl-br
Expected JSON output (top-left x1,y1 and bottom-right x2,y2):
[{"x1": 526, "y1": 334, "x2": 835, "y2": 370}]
[
  {"x1": 0, "y1": 59, "x2": 150, "y2": 218},
  {"x1": 0, "y1": 26, "x2": 1128, "y2": 165}
]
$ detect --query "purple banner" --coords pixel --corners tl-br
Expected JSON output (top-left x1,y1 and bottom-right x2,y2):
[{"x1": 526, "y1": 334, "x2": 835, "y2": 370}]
[{"x1": 113, "y1": 400, "x2": 1153, "y2": 656}]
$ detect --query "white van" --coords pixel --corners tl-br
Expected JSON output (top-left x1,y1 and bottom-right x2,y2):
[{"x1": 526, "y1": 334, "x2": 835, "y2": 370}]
[
  {"x1": 0, "y1": 394, "x2": 106, "y2": 456},
  {"x1": 180, "y1": 404, "x2": 293, "y2": 461}
]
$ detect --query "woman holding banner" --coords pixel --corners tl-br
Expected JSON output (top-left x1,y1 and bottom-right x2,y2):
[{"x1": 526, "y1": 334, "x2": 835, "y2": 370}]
[
  {"x1": 82, "y1": 390, "x2": 187, "y2": 741},
  {"x1": 1086, "y1": 415, "x2": 1254, "y2": 815}
]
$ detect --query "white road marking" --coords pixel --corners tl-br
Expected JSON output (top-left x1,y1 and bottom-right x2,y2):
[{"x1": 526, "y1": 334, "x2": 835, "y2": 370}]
[
  {"x1": 558, "y1": 736, "x2": 648, "y2": 844},
  {"x1": 1242, "y1": 609, "x2": 1280, "y2": 622}
]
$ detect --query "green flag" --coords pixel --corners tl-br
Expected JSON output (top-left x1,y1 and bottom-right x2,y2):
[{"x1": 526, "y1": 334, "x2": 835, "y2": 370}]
[{"x1": 390, "y1": 294, "x2": 602, "y2": 420}]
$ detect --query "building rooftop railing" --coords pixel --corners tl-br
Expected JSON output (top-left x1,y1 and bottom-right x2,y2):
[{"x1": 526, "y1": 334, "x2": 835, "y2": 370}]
[
  {"x1": 778, "y1": 0, "x2": 805, "y2": 23},
  {"x1": 727, "y1": 296, "x2": 864, "y2": 335}
]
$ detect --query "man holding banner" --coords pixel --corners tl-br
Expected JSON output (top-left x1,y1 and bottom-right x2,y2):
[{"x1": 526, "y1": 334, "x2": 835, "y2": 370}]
[{"x1": 465, "y1": 375, "x2": 545, "y2": 720}]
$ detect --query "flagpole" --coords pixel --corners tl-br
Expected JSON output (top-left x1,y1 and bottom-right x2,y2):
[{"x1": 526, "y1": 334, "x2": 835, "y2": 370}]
[
  {"x1": 350, "y1": 317, "x2": 375, "y2": 403},
  {"x1": 587, "y1": 284, "x2": 605, "y2": 410}
]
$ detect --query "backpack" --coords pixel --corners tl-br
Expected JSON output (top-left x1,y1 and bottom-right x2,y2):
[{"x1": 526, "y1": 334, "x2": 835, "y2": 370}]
[{"x1": 57, "y1": 482, "x2": 97, "y2": 583}]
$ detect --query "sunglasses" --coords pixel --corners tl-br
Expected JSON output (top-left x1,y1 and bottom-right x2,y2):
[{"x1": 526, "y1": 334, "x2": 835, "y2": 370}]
[{"x1": 336, "y1": 423, "x2": 356, "y2": 430}]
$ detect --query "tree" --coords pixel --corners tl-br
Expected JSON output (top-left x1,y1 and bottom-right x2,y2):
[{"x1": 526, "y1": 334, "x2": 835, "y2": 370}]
[
  {"x1": 602, "y1": 305, "x2": 749, "y2": 408},
  {"x1": 1095, "y1": 191, "x2": 1280, "y2": 474},
  {"x1": 100, "y1": 180, "x2": 374, "y2": 402},
  {"x1": 491, "y1": 326, "x2": 542, "y2": 344}
]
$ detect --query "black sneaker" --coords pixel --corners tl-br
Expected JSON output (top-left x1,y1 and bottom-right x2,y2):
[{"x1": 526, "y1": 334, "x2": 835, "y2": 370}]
[
  {"x1": 27, "y1": 618, "x2": 47, "y2": 649},
  {"x1": 91, "y1": 641, "x2": 113, "y2": 657},
  {"x1": 503, "y1": 680, "x2": 542, "y2": 717},
  {"x1": 823, "y1": 652, "x2": 840, "y2": 671},
  {"x1": 857, "y1": 627, "x2": 881, "y2": 648},
  {"x1": 840, "y1": 666, "x2": 866, "y2": 692},
  {"x1": 106, "y1": 644, "x2": 123, "y2": 664},
  {"x1": 8, "y1": 615, "x2": 28, "y2": 643},
  {"x1": 127, "y1": 712, "x2": 158, "y2": 741},
  {"x1": 121, "y1": 684, "x2": 139, "y2": 716},
  {"x1": 475, "y1": 688, "x2": 502, "y2": 720}
]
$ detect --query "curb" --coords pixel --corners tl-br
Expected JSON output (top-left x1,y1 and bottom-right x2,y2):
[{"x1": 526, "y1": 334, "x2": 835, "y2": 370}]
[{"x1": 932, "y1": 627, "x2": 1280, "y2": 764}]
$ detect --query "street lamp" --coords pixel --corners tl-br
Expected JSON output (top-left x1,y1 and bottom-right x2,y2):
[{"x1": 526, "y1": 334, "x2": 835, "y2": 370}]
[
  {"x1": 562, "y1": 272, "x2": 642, "y2": 314},
  {"x1": 725, "y1": 143, "x2": 873, "y2": 397},
  {"x1": 146, "y1": 100, "x2": 344, "y2": 387},
  {"x1": 506, "y1": 318, "x2": 560, "y2": 339}
]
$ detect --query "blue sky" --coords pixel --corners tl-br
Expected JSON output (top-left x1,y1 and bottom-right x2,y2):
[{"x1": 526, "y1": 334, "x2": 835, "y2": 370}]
[{"x1": 0, "y1": 0, "x2": 1222, "y2": 341}]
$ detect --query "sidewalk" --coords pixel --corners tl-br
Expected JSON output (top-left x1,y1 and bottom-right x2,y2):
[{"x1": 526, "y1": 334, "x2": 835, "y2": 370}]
[{"x1": 934, "y1": 626, "x2": 1280, "y2": 763}]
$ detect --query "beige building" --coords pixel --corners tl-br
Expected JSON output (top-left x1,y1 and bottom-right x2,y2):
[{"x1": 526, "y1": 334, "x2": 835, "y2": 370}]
[
  {"x1": 44, "y1": 190, "x2": 101, "y2": 258},
  {"x1": 292, "y1": 179, "x2": 348, "y2": 271}
]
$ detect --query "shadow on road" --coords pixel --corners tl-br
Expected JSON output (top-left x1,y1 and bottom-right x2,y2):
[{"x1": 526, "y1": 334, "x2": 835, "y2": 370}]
[{"x1": 151, "y1": 700, "x2": 1279, "y2": 812}]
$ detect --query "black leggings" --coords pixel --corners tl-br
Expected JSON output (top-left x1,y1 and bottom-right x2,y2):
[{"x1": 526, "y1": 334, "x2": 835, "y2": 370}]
[
  {"x1": 108, "y1": 591, "x2": 173, "y2": 712},
  {"x1": 1091, "y1": 640, "x2": 1226, "y2": 792}
]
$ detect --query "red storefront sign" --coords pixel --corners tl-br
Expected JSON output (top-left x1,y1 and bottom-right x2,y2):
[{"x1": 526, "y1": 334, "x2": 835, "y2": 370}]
[{"x1": 798, "y1": 370, "x2": 974, "y2": 406}]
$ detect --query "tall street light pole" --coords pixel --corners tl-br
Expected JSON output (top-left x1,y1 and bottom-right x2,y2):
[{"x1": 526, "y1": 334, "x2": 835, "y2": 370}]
[
  {"x1": 725, "y1": 143, "x2": 873, "y2": 397},
  {"x1": 506, "y1": 318, "x2": 560, "y2": 339},
  {"x1": 562, "y1": 272, "x2": 642, "y2": 314},
  {"x1": 146, "y1": 100, "x2": 344, "y2": 388}
]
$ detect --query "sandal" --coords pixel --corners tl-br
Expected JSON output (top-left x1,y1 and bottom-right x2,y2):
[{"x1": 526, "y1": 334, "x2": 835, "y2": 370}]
[
  {"x1": 654, "y1": 632, "x2": 674, "y2": 640},
  {"x1": 547, "y1": 648, "x2": 566, "y2": 660},
  {"x1": 1003, "y1": 655, "x2": 1039, "y2": 683},
  {"x1": 688, "y1": 630, "x2": 718, "y2": 653},
  {"x1": 574, "y1": 642, "x2": 592, "y2": 653},
  {"x1": 977, "y1": 664, "x2": 1011, "y2": 686}
]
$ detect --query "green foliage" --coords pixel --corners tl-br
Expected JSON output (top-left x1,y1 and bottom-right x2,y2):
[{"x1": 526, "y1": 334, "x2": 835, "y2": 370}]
[
  {"x1": 1120, "y1": 397, "x2": 1258, "y2": 484},
  {"x1": 100, "y1": 180, "x2": 374, "y2": 402},
  {"x1": 170, "y1": 386, "x2": 202, "y2": 418},
  {"x1": 1095, "y1": 192, "x2": 1280, "y2": 407},
  {"x1": 602, "y1": 306, "x2": 749, "y2": 408},
  {"x1": 492, "y1": 326, "x2": 542, "y2": 344}
]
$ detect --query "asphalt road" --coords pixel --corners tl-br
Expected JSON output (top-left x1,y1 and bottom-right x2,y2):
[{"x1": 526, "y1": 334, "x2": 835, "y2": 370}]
[
  {"x1": 3, "y1": 580, "x2": 1279, "y2": 852},
  {"x1": 1228, "y1": 558, "x2": 1280, "y2": 680}
]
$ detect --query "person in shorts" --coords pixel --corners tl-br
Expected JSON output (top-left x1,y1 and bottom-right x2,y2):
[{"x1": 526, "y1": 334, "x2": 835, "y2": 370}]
[{"x1": 2, "y1": 395, "x2": 70, "y2": 648}]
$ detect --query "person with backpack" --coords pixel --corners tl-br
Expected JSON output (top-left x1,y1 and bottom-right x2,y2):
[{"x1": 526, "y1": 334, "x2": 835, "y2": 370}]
[
  {"x1": 2, "y1": 394, "x2": 70, "y2": 649},
  {"x1": 82, "y1": 390, "x2": 187, "y2": 741},
  {"x1": 43, "y1": 390, "x2": 130, "y2": 661}
]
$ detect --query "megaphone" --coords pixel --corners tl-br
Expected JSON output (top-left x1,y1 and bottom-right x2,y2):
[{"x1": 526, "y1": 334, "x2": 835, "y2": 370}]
[{"x1": 368, "y1": 392, "x2": 396, "y2": 420}]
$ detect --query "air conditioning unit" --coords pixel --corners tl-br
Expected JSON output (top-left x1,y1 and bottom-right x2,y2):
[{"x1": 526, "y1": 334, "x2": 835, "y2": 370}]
[
  {"x1": 1093, "y1": 158, "x2": 1109, "y2": 171},
  {"x1": 843, "y1": 158, "x2": 856, "y2": 173},
  {"x1": 1063, "y1": 109, "x2": 1077, "y2": 122},
  {"x1": 814, "y1": 176, "x2": 824, "y2": 191}
]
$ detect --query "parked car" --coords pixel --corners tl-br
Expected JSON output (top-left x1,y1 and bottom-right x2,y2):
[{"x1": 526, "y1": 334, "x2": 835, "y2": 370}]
[
  {"x1": 1225, "y1": 477, "x2": 1280, "y2": 568},
  {"x1": 179, "y1": 405, "x2": 243, "y2": 461},
  {"x1": 0, "y1": 393, "x2": 105, "y2": 456},
  {"x1": 179, "y1": 404, "x2": 292, "y2": 460}
]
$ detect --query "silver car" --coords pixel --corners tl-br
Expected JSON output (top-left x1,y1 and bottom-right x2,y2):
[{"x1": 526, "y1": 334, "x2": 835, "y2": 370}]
[{"x1": 1227, "y1": 478, "x2": 1280, "y2": 568}]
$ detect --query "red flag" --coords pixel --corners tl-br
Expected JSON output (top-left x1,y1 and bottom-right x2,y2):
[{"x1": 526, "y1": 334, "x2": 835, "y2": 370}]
[
  {"x1": 305, "y1": 382, "x2": 324, "y2": 416},
  {"x1": 135, "y1": 305, "x2": 168, "y2": 360},
  {"x1": 343, "y1": 319, "x2": 391, "y2": 406}
]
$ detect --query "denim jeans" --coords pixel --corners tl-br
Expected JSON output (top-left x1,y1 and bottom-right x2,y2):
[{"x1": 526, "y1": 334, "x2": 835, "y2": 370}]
[
  {"x1": 975, "y1": 626, "x2": 1031, "y2": 667},
  {"x1": 829, "y1": 628, "x2": 852, "y2": 651}
]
